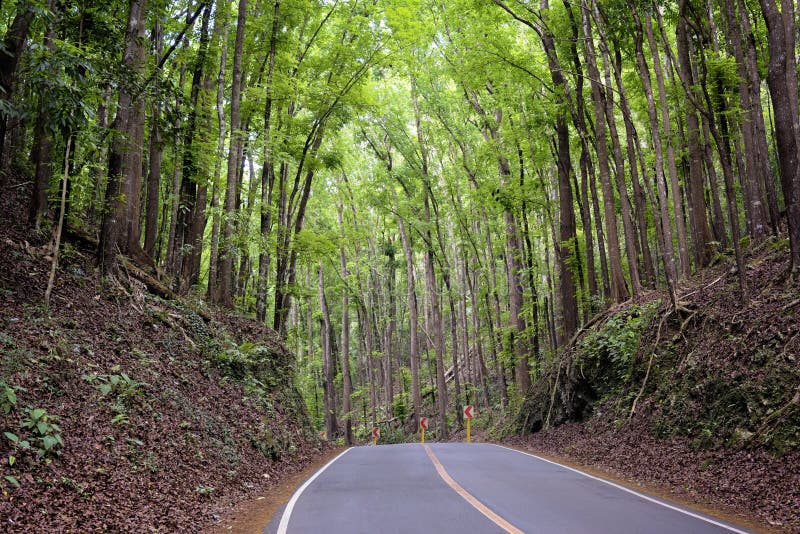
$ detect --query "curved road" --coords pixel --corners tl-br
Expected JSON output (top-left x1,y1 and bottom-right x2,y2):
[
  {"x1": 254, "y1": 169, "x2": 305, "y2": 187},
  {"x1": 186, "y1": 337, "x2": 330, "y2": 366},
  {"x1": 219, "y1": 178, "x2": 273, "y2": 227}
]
[{"x1": 267, "y1": 443, "x2": 753, "y2": 534}]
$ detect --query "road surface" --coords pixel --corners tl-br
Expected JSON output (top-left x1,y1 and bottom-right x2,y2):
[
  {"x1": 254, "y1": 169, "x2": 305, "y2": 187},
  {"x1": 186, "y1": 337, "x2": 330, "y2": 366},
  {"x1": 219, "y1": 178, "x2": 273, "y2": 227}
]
[{"x1": 267, "y1": 443, "x2": 753, "y2": 534}]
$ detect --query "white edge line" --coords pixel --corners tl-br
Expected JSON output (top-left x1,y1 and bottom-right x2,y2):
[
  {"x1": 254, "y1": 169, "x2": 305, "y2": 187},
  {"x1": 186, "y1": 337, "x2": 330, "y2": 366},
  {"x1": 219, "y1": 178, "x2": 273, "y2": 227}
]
[
  {"x1": 492, "y1": 444, "x2": 752, "y2": 534},
  {"x1": 276, "y1": 447, "x2": 352, "y2": 534}
]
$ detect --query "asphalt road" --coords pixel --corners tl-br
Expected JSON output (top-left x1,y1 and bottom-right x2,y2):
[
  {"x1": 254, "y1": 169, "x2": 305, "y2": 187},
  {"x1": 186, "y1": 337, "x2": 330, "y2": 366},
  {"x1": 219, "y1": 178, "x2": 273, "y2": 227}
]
[{"x1": 267, "y1": 443, "x2": 754, "y2": 534}]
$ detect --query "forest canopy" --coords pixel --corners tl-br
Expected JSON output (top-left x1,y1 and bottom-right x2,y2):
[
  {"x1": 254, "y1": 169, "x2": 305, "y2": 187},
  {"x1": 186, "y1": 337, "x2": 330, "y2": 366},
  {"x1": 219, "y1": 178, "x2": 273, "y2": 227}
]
[{"x1": 2, "y1": 0, "x2": 799, "y2": 442}]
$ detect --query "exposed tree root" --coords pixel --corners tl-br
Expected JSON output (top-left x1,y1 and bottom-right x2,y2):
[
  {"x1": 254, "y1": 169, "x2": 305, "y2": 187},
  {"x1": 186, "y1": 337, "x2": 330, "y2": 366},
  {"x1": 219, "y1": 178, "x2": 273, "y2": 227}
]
[
  {"x1": 756, "y1": 385, "x2": 800, "y2": 439},
  {"x1": 782, "y1": 298, "x2": 800, "y2": 312}
]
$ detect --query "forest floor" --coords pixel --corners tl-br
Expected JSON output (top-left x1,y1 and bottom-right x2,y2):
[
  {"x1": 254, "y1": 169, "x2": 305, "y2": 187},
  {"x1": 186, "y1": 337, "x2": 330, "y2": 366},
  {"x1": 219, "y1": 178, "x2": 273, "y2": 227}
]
[
  {"x1": 504, "y1": 239, "x2": 800, "y2": 534},
  {"x1": 0, "y1": 177, "x2": 329, "y2": 532}
]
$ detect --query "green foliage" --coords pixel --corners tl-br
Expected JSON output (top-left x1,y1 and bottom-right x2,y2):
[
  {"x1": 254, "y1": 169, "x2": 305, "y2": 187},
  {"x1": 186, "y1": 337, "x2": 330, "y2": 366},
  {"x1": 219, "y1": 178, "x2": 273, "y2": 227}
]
[
  {"x1": 82, "y1": 367, "x2": 143, "y2": 399},
  {"x1": 578, "y1": 302, "x2": 659, "y2": 394},
  {"x1": 376, "y1": 425, "x2": 409, "y2": 445},
  {"x1": 0, "y1": 379, "x2": 23, "y2": 414},
  {"x1": 194, "y1": 484, "x2": 215, "y2": 497},
  {"x1": 392, "y1": 394, "x2": 408, "y2": 421},
  {"x1": 215, "y1": 342, "x2": 285, "y2": 389},
  {"x1": 6, "y1": 407, "x2": 64, "y2": 460},
  {"x1": 82, "y1": 366, "x2": 144, "y2": 426}
]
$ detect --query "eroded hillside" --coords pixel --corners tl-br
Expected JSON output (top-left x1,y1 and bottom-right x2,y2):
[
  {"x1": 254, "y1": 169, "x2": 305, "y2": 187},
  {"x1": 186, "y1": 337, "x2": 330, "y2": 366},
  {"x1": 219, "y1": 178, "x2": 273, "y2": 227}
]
[{"x1": 0, "y1": 188, "x2": 325, "y2": 532}]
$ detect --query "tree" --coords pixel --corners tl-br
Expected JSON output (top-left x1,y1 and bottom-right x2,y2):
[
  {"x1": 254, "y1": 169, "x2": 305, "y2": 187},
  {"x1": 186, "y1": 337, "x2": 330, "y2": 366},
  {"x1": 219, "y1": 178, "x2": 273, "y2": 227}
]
[{"x1": 98, "y1": 0, "x2": 148, "y2": 273}]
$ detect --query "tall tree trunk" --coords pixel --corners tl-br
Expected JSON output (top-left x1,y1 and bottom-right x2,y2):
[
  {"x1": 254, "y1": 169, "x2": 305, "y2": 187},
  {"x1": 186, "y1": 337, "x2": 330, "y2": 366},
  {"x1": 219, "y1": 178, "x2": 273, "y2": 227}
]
[
  {"x1": 484, "y1": 219, "x2": 508, "y2": 405},
  {"x1": 318, "y1": 264, "x2": 338, "y2": 440},
  {"x1": 28, "y1": 0, "x2": 58, "y2": 229},
  {"x1": 644, "y1": 11, "x2": 690, "y2": 279},
  {"x1": 490, "y1": 0, "x2": 580, "y2": 339},
  {"x1": 98, "y1": 0, "x2": 148, "y2": 273},
  {"x1": 175, "y1": 2, "x2": 212, "y2": 291},
  {"x1": 144, "y1": 19, "x2": 164, "y2": 260},
  {"x1": 701, "y1": 118, "x2": 729, "y2": 246},
  {"x1": 676, "y1": 2, "x2": 713, "y2": 268},
  {"x1": 738, "y1": 0, "x2": 779, "y2": 234},
  {"x1": 217, "y1": 0, "x2": 248, "y2": 305},
  {"x1": 206, "y1": 7, "x2": 228, "y2": 301},
  {"x1": 0, "y1": 3, "x2": 35, "y2": 159},
  {"x1": 583, "y1": 0, "x2": 628, "y2": 302},
  {"x1": 631, "y1": 6, "x2": 677, "y2": 305},
  {"x1": 724, "y1": 0, "x2": 768, "y2": 239},
  {"x1": 562, "y1": 3, "x2": 599, "y2": 308},
  {"x1": 607, "y1": 38, "x2": 656, "y2": 287},
  {"x1": 594, "y1": 5, "x2": 641, "y2": 297},
  {"x1": 339, "y1": 207, "x2": 353, "y2": 446},
  {"x1": 165, "y1": 62, "x2": 186, "y2": 274},
  {"x1": 542, "y1": 0, "x2": 580, "y2": 340},
  {"x1": 758, "y1": 0, "x2": 800, "y2": 271},
  {"x1": 256, "y1": 0, "x2": 281, "y2": 323}
]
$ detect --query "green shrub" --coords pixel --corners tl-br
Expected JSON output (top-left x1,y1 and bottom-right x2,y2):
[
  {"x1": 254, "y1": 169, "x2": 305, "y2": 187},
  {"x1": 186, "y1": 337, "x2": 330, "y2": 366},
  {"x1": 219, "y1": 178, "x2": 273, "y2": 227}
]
[
  {"x1": 0, "y1": 379, "x2": 22, "y2": 414},
  {"x1": 5, "y1": 407, "x2": 64, "y2": 460},
  {"x1": 578, "y1": 301, "x2": 659, "y2": 395}
]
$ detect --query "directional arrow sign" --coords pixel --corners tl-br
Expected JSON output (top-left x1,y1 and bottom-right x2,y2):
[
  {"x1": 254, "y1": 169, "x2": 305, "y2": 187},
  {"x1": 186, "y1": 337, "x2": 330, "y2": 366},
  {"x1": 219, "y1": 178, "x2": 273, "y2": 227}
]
[
  {"x1": 420, "y1": 417, "x2": 429, "y2": 430},
  {"x1": 463, "y1": 405, "x2": 474, "y2": 419}
]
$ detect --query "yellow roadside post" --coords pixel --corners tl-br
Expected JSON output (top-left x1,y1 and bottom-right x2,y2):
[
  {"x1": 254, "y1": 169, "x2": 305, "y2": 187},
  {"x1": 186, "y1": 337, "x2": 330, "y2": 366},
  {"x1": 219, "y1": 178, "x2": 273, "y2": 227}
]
[
  {"x1": 420, "y1": 417, "x2": 428, "y2": 443},
  {"x1": 463, "y1": 405, "x2": 474, "y2": 443},
  {"x1": 372, "y1": 426, "x2": 379, "y2": 446}
]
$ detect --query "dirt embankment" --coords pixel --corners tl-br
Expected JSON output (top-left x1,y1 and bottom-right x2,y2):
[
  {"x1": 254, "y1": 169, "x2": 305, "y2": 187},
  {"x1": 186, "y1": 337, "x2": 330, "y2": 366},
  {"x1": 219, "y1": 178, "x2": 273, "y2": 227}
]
[
  {"x1": 0, "y1": 182, "x2": 329, "y2": 532},
  {"x1": 508, "y1": 241, "x2": 800, "y2": 532}
]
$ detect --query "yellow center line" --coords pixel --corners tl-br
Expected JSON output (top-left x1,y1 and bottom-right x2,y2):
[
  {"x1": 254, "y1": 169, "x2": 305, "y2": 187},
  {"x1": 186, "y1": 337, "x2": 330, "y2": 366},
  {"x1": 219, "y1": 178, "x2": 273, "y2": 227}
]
[{"x1": 423, "y1": 444, "x2": 524, "y2": 534}]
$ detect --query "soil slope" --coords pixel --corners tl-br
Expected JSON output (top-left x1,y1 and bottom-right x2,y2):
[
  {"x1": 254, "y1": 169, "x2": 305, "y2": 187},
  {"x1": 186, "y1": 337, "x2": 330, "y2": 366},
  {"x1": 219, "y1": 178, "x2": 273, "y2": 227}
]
[
  {"x1": 510, "y1": 241, "x2": 800, "y2": 532},
  {"x1": 0, "y1": 183, "x2": 327, "y2": 532}
]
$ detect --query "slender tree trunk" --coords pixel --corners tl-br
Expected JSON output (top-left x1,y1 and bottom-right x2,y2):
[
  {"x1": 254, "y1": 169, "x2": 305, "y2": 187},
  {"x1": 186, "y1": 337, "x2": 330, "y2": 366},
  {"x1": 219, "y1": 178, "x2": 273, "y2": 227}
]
[
  {"x1": 562, "y1": 5, "x2": 598, "y2": 308},
  {"x1": 28, "y1": 0, "x2": 59, "y2": 229},
  {"x1": 175, "y1": 2, "x2": 212, "y2": 290},
  {"x1": 484, "y1": 218, "x2": 508, "y2": 407},
  {"x1": 256, "y1": 0, "x2": 281, "y2": 323},
  {"x1": 758, "y1": 0, "x2": 800, "y2": 271},
  {"x1": 724, "y1": 0, "x2": 768, "y2": 239},
  {"x1": 608, "y1": 39, "x2": 656, "y2": 287},
  {"x1": 738, "y1": 0, "x2": 779, "y2": 234},
  {"x1": 594, "y1": 6, "x2": 641, "y2": 297},
  {"x1": 583, "y1": 1, "x2": 628, "y2": 302},
  {"x1": 206, "y1": 9, "x2": 228, "y2": 301},
  {"x1": 644, "y1": 12, "x2": 690, "y2": 279},
  {"x1": 339, "y1": 207, "x2": 353, "y2": 446},
  {"x1": 165, "y1": 62, "x2": 186, "y2": 273},
  {"x1": 676, "y1": 3, "x2": 713, "y2": 268},
  {"x1": 541, "y1": 1, "x2": 580, "y2": 340},
  {"x1": 397, "y1": 216, "x2": 421, "y2": 429},
  {"x1": 631, "y1": 6, "x2": 677, "y2": 304},
  {"x1": 144, "y1": 19, "x2": 164, "y2": 259},
  {"x1": 217, "y1": 0, "x2": 248, "y2": 305},
  {"x1": 318, "y1": 264, "x2": 337, "y2": 439}
]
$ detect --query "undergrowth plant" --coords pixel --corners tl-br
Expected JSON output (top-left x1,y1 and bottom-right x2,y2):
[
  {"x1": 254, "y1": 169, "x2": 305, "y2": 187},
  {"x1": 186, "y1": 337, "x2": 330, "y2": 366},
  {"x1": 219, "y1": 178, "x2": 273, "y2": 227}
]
[
  {"x1": 82, "y1": 366, "x2": 145, "y2": 426},
  {"x1": 577, "y1": 301, "x2": 660, "y2": 397},
  {"x1": 0, "y1": 379, "x2": 22, "y2": 414},
  {"x1": 5, "y1": 407, "x2": 64, "y2": 464}
]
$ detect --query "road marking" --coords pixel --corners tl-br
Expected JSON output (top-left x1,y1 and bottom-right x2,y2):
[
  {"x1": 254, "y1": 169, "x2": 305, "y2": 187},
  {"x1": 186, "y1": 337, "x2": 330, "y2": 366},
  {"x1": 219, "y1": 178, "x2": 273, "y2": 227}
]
[
  {"x1": 277, "y1": 448, "x2": 352, "y2": 534},
  {"x1": 494, "y1": 444, "x2": 752, "y2": 534},
  {"x1": 423, "y1": 444, "x2": 524, "y2": 534}
]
